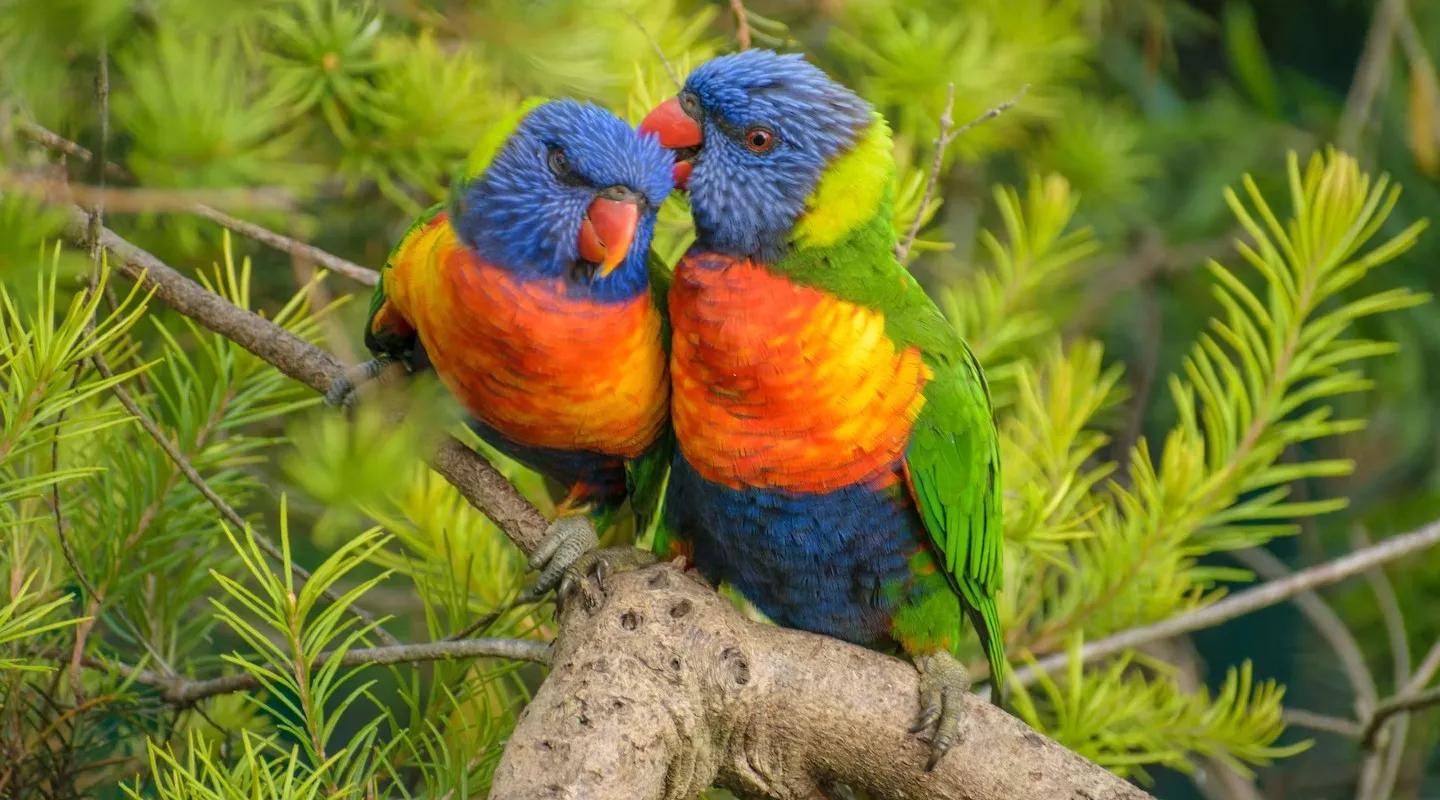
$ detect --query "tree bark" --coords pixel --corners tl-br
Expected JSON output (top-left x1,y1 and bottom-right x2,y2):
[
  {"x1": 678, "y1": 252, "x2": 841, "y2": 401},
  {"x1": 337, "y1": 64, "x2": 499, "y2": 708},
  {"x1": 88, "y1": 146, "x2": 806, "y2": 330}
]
[{"x1": 492, "y1": 562, "x2": 1152, "y2": 800}]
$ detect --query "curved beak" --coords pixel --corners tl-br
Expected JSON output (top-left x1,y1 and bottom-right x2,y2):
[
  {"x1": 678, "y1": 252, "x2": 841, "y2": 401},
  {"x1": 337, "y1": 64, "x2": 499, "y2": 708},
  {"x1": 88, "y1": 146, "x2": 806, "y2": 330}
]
[
  {"x1": 639, "y1": 96, "x2": 703, "y2": 189},
  {"x1": 577, "y1": 194, "x2": 641, "y2": 278}
]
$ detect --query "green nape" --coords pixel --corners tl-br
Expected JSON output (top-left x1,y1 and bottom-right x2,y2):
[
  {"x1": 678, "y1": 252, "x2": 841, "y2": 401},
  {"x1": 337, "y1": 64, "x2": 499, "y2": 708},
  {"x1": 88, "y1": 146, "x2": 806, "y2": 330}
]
[{"x1": 445, "y1": 95, "x2": 551, "y2": 220}]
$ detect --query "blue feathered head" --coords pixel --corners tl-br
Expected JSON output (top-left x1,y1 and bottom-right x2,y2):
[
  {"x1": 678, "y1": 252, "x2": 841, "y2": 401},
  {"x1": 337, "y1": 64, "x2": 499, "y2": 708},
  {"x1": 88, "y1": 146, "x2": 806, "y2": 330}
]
[
  {"x1": 454, "y1": 99, "x2": 674, "y2": 302},
  {"x1": 639, "y1": 50, "x2": 872, "y2": 263}
]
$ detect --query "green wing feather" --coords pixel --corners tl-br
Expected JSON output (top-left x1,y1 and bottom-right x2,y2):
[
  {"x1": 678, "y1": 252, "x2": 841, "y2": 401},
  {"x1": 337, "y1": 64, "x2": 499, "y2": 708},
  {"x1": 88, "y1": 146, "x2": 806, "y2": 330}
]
[{"x1": 905, "y1": 343, "x2": 1006, "y2": 709}]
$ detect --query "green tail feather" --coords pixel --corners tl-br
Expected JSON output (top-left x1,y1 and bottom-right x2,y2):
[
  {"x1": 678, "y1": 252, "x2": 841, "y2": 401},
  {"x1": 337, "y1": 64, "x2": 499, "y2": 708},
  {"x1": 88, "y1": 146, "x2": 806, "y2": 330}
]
[{"x1": 965, "y1": 596, "x2": 1006, "y2": 710}]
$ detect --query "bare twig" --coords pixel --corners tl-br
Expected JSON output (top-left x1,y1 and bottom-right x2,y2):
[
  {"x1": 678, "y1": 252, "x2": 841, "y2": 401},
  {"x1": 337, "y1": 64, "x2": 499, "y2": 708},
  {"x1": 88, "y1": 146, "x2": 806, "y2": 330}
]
[
  {"x1": 1338, "y1": 0, "x2": 1407, "y2": 152},
  {"x1": 1232, "y1": 546, "x2": 1377, "y2": 713},
  {"x1": 14, "y1": 121, "x2": 379, "y2": 286},
  {"x1": 1283, "y1": 708, "x2": 1364, "y2": 738},
  {"x1": 1354, "y1": 527, "x2": 1411, "y2": 800},
  {"x1": 1362, "y1": 686, "x2": 1440, "y2": 749},
  {"x1": 729, "y1": 0, "x2": 751, "y2": 50},
  {"x1": 192, "y1": 204, "x2": 379, "y2": 285},
  {"x1": 895, "y1": 83, "x2": 1029, "y2": 263},
  {"x1": 59, "y1": 637, "x2": 550, "y2": 706},
  {"x1": 1409, "y1": 637, "x2": 1440, "y2": 693},
  {"x1": 0, "y1": 172, "x2": 295, "y2": 213},
  {"x1": 622, "y1": 11, "x2": 681, "y2": 90},
  {"x1": 1008, "y1": 518, "x2": 1440, "y2": 691}
]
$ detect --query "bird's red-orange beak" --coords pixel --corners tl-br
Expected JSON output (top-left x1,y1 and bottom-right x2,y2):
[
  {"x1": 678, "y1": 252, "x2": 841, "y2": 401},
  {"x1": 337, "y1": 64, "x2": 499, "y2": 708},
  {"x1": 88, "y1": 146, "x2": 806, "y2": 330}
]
[
  {"x1": 577, "y1": 195, "x2": 641, "y2": 278},
  {"x1": 639, "y1": 96, "x2": 703, "y2": 190}
]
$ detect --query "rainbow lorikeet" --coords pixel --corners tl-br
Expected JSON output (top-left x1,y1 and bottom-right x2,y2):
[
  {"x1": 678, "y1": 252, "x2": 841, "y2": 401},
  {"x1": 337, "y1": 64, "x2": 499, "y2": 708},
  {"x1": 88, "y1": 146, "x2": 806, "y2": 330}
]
[
  {"x1": 326, "y1": 98, "x2": 675, "y2": 599},
  {"x1": 639, "y1": 51, "x2": 1006, "y2": 768}
]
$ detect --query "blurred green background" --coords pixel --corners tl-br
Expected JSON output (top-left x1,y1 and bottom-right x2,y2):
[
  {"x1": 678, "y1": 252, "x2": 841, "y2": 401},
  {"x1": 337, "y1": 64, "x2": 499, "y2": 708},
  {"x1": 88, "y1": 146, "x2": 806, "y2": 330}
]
[{"x1": 4, "y1": 0, "x2": 1440, "y2": 798}]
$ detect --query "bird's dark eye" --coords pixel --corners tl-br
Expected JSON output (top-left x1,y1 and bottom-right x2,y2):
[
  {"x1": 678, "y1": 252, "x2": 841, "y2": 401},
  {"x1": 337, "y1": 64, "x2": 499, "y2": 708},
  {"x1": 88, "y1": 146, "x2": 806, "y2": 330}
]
[
  {"x1": 679, "y1": 91, "x2": 702, "y2": 118},
  {"x1": 744, "y1": 126, "x2": 776, "y2": 153},
  {"x1": 548, "y1": 148, "x2": 570, "y2": 176}
]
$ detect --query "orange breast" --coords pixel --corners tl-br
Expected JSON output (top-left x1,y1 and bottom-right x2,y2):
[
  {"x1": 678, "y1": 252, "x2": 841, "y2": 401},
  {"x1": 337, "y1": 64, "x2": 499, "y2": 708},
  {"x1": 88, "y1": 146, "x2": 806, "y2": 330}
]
[
  {"x1": 669, "y1": 254, "x2": 929, "y2": 493},
  {"x1": 385, "y1": 220, "x2": 669, "y2": 459}
]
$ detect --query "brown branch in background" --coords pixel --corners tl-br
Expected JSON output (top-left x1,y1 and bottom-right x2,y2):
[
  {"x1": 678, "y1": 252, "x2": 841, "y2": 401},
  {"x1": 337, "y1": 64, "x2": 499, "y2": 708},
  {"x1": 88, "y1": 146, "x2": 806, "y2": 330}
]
[
  {"x1": 1283, "y1": 708, "x2": 1364, "y2": 738},
  {"x1": 1362, "y1": 686, "x2": 1440, "y2": 749},
  {"x1": 1232, "y1": 546, "x2": 1377, "y2": 713},
  {"x1": 622, "y1": 11, "x2": 681, "y2": 91},
  {"x1": 895, "y1": 83, "x2": 1029, "y2": 264},
  {"x1": 14, "y1": 121, "x2": 379, "y2": 286},
  {"x1": 88, "y1": 351, "x2": 402, "y2": 648},
  {"x1": 1354, "y1": 528, "x2": 1411, "y2": 800},
  {"x1": 0, "y1": 172, "x2": 295, "y2": 214},
  {"x1": 729, "y1": 0, "x2": 752, "y2": 49},
  {"x1": 1007, "y1": 518, "x2": 1440, "y2": 692},
  {"x1": 1338, "y1": 0, "x2": 1407, "y2": 153},
  {"x1": 193, "y1": 204, "x2": 379, "y2": 286},
  {"x1": 52, "y1": 202, "x2": 550, "y2": 558},
  {"x1": 492, "y1": 562, "x2": 1153, "y2": 800},
  {"x1": 65, "y1": 637, "x2": 550, "y2": 707}
]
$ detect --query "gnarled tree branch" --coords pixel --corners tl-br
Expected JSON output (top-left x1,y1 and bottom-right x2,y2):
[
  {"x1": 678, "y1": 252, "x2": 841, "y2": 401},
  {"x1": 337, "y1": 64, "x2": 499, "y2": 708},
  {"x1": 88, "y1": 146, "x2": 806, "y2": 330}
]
[{"x1": 493, "y1": 562, "x2": 1152, "y2": 800}]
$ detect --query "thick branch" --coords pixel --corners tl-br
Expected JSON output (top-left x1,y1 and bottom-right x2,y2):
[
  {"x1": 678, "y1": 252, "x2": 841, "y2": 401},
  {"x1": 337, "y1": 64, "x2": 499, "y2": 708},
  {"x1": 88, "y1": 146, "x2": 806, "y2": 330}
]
[
  {"x1": 55, "y1": 204, "x2": 548, "y2": 557},
  {"x1": 70, "y1": 637, "x2": 549, "y2": 706},
  {"x1": 1010, "y1": 518, "x2": 1440, "y2": 690},
  {"x1": 493, "y1": 563, "x2": 1151, "y2": 800}
]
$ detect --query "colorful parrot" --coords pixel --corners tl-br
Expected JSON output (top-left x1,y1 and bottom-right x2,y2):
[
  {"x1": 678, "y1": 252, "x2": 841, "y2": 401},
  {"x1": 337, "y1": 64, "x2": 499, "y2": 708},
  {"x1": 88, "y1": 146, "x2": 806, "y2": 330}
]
[
  {"x1": 326, "y1": 98, "x2": 674, "y2": 600},
  {"x1": 639, "y1": 51, "x2": 1006, "y2": 768}
]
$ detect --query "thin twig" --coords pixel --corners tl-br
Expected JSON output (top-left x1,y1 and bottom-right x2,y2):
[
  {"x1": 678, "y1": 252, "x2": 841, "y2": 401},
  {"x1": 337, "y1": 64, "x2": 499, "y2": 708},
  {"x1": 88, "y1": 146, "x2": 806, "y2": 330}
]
[
  {"x1": 1354, "y1": 527, "x2": 1411, "y2": 800},
  {"x1": 0, "y1": 172, "x2": 295, "y2": 213},
  {"x1": 1283, "y1": 708, "x2": 1364, "y2": 738},
  {"x1": 623, "y1": 11, "x2": 681, "y2": 90},
  {"x1": 1006, "y1": 518, "x2": 1440, "y2": 692},
  {"x1": 895, "y1": 83, "x2": 1028, "y2": 263},
  {"x1": 1408, "y1": 638, "x2": 1440, "y2": 694},
  {"x1": 1362, "y1": 686, "x2": 1440, "y2": 748},
  {"x1": 58, "y1": 638, "x2": 550, "y2": 706},
  {"x1": 1232, "y1": 546, "x2": 1377, "y2": 713},
  {"x1": 1338, "y1": 0, "x2": 1407, "y2": 152},
  {"x1": 729, "y1": 0, "x2": 751, "y2": 50},
  {"x1": 89, "y1": 350, "x2": 401, "y2": 648},
  {"x1": 14, "y1": 121, "x2": 378, "y2": 285}
]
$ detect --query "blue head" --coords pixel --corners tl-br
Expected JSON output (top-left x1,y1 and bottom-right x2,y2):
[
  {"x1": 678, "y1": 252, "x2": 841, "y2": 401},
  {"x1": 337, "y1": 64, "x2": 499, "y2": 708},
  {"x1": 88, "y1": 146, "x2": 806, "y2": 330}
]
[
  {"x1": 454, "y1": 99, "x2": 674, "y2": 302},
  {"x1": 639, "y1": 50, "x2": 872, "y2": 263}
]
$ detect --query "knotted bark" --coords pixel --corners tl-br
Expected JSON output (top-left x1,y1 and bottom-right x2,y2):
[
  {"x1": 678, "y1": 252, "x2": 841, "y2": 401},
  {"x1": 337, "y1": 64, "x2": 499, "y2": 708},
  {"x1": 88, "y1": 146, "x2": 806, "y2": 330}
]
[{"x1": 492, "y1": 561, "x2": 1152, "y2": 800}]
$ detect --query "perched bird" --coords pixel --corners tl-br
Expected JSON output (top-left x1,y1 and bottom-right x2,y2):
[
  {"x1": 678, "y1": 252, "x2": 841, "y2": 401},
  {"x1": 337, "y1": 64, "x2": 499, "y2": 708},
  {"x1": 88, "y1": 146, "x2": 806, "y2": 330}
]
[
  {"x1": 328, "y1": 98, "x2": 674, "y2": 597},
  {"x1": 639, "y1": 51, "x2": 1006, "y2": 767}
]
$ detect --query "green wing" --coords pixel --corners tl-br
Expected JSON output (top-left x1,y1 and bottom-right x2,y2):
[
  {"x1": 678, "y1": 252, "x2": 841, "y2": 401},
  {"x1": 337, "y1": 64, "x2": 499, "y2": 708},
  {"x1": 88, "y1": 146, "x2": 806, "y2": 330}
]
[
  {"x1": 627, "y1": 249, "x2": 676, "y2": 547},
  {"x1": 904, "y1": 343, "x2": 1007, "y2": 708}
]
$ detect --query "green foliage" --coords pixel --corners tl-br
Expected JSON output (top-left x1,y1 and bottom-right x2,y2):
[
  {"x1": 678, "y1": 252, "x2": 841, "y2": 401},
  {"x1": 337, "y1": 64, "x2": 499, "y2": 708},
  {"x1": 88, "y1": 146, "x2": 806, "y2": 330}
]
[
  {"x1": 3, "y1": 0, "x2": 1439, "y2": 797},
  {"x1": 0, "y1": 575, "x2": 79, "y2": 672},
  {"x1": 1009, "y1": 641, "x2": 1307, "y2": 783}
]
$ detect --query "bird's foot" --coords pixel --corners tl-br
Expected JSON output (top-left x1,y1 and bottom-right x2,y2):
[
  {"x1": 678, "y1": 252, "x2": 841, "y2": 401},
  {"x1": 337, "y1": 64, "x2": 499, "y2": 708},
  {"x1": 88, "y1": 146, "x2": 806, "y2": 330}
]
[
  {"x1": 910, "y1": 650, "x2": 971, "y2": 771},
  {"x1": 323, "y1": 355, "x2": 395, "y2": 409},
  {"x1": 519, "y1": 514, "x2": 600, "y2": 604},
  {"x1": 558, "y1": 545, "x2": 658, "y2": 601}
]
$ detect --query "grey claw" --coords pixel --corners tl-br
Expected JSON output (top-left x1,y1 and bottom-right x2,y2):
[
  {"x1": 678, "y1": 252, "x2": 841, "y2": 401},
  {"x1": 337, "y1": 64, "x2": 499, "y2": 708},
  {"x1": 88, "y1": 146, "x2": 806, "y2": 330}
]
[
  {"x1": 529, "y1": 515, "x2": 600, "y2": 597},
  {"x1": 324, "y1": 355, "x2": 395, "y2": 409},
  {"x1": 912, "y1": 651, "x2": 971, "y2": 771}
]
